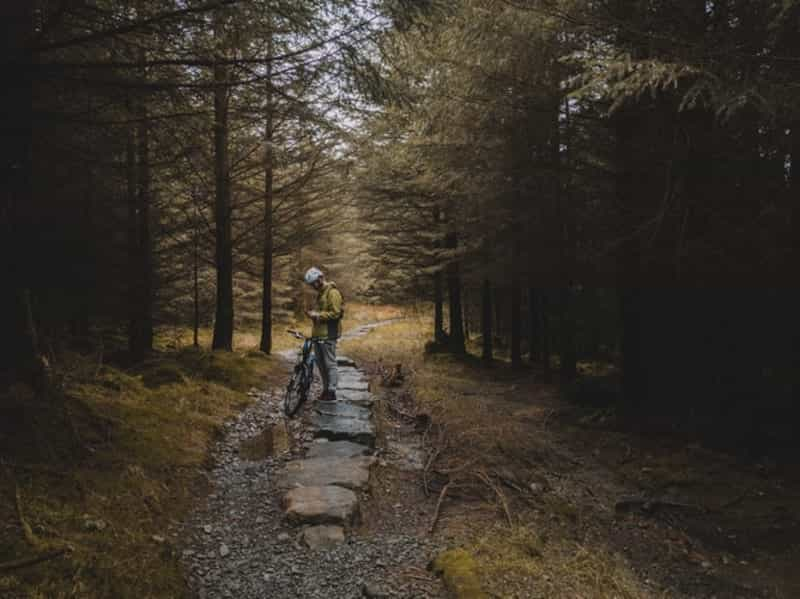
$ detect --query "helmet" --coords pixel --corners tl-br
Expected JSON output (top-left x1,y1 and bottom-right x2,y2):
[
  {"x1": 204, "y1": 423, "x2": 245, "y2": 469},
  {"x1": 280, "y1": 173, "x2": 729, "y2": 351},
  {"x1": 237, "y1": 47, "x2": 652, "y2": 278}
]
[{"x1": 304, "y1": 267, "x2": 323, "y2": 285}]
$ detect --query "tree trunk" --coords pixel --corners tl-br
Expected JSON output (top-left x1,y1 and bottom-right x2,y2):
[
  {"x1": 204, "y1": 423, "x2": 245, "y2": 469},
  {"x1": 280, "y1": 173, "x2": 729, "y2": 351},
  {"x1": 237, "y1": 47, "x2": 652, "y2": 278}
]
[
  {"x1": 212, "y1": 9, "x2": 234, "y2": 351},
  {"x1": 128, "y1": 3, "x2": 153, "y2": 361},
  {"x1": 259, "y1": 31, "x2": 274, "y2": 354},
  {"x1": 134, "y1": 56, "x2": 153, "y2": 359},
  {"x1": 434, "y1": 270, "x2": 445, "y2": 343},
  {"x1": 511, "y1": 235, "x2": 522, "y2": 368},
  {"x1": 125, "y1": 95, "x2": 140, "y2": 356},
  {"x1": 433, "y1": 206, "x2": 446, "y2": 344},
  {"x1": 560, "y1": 286, "x2": 577, "y2": 383},
  {"x1": 481, "y1": 277, "x2": 493, "y2": 365},
  {"x1": 446, "y1": 231, "x2": 465, "y2": 354},
  {"x1": 528, "y1": 287, "x2": 539, "y2": 363},
  {"x1": 619, "y1": 289, "x2": 646, "y2": 414},
  {"x1": 541, "y1": 291, "x2": 552, "y2": 383},
  {"x1": 193, "y1": 192, "x2": 200, "y2": 348}
]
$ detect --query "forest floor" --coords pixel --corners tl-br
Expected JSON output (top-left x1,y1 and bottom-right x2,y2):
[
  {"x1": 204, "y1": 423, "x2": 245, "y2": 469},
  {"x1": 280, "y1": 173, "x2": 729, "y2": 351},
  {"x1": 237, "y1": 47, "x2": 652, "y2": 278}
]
[
  {"x1": 3, "y1": 304, "x2": 799, "y2": 598},
  {"x1": 340, "y1": 306, "x2": 800, "y2": 599}
]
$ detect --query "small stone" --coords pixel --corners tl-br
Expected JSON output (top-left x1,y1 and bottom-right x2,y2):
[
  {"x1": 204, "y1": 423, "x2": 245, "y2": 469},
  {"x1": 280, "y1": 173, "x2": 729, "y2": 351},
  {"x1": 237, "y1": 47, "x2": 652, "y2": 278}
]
[
  {"x1": 203, "y1": 524, "x2": 213, "y2": 534},
  {"x1": 362, "y1": 582, "x2": 390, "y2": 598},
  {"x1": 301, "y1": 525, "x2": 346, "y2": 550},
  {"x1": 83, "y1": 518, "x2": 107, "y2": 531},
  {"x1": 277, "y1": 532, "x2": 291, "y2": 542},
  {"x1": 219, "y1": 544, "x2": 230, "y2": 557},
  {"x1": 151, "y1": 534, "x2": 166, "y2": 543},
  {"x1": 529, "y1": 482, "x2": 544, "y2": 494}
]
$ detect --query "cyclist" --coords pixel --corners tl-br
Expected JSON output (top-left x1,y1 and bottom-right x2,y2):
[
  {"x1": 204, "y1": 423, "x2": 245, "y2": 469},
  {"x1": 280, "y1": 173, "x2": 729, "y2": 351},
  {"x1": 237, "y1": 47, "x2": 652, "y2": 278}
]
[{"x1": 303, "y1": 267, "x2": 343, "y2": 402}]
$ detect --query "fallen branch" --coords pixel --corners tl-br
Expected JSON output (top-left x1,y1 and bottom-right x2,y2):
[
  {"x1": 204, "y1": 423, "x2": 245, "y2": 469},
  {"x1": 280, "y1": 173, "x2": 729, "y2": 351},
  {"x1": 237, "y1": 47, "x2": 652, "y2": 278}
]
[
  {"x1": 0, "y1": 549, "x2": 66, "y2": 573},
  {"x1": 614, "y1": 496, "x2": 704, "y2": 515},
  {"x1": 429, "y1": 481, "x2": 452, "y2": 534}
]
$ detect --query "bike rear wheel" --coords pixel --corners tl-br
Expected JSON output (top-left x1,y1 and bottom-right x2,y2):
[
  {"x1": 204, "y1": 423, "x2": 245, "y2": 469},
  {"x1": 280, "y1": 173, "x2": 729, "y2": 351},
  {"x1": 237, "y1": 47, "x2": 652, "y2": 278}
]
[{"x1": 284, "y1": 365, "x2": 310, "y2": 417}]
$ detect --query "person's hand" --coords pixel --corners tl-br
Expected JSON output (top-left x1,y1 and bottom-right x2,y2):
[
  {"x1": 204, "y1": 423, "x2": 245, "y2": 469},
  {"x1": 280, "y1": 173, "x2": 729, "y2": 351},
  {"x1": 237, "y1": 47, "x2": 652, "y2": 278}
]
[{"x1": 306, "y1": 310, "x2": 320, "y2": 321}]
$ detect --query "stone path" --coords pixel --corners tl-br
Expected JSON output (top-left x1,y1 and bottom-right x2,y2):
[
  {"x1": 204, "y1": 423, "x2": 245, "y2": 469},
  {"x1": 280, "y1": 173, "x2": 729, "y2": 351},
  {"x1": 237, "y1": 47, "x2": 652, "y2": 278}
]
[
  {"x1": 180, "y1": 323, "x2": 445, "y2": 599},
  {"x1": 278, "y1": 356, "x2": 377, "y2": 539}
]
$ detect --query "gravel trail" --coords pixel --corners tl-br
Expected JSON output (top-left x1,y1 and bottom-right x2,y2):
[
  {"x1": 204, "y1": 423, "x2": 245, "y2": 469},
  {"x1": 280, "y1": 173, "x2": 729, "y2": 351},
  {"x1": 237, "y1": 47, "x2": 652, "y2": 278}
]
[{"x1": 180, "y1": 323, "x2": 445, "y2": 598}]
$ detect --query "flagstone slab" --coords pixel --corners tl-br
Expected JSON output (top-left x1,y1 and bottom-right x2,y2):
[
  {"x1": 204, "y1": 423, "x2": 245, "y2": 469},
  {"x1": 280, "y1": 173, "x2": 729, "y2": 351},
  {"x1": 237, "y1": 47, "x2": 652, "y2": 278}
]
[
  {"x1": 314, "y1": 401, "x2": 372, "y2": 421},
  {"x1": 282, "y1": 456, "x2": 374, "y2": 491},
  {"x1": 338, "y1": 378, "x2": 370, "y2": 392},
  {"x1": 283, "y1": 485, "x2": 360, "y2": 526},
  {"x1": 311, "y1": 412, "x2": 376, "y2": 447},
  {"x1": 306, "y1": 439, "x2": 373, "y2": 459},
  {"x1": 337, "y1": 390, "x2": 375, "y2": 407}
]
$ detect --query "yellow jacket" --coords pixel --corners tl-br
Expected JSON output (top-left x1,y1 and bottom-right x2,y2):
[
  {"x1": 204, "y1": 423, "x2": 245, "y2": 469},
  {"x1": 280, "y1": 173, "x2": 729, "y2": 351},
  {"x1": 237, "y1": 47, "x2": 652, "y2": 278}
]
[{"x1": 311, "y1": 282, "x2": 343, "y2": 339}]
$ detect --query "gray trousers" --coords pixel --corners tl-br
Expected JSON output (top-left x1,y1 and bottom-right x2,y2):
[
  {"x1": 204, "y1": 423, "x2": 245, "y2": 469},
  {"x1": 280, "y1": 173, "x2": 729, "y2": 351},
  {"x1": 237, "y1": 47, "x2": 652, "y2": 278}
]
[{"x1": 313, "y1": 339, "x2": 338, "y2": 392}]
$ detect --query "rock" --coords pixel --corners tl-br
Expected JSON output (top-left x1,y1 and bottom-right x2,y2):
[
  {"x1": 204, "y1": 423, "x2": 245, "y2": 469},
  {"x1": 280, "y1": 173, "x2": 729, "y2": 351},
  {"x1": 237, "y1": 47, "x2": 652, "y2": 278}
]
[
  {"x1": 314, "y1": 401, "x2": 372, "y2": 421},
  {"x1": 282, "y1": 456, "x2": 374, "y2": 490},
  {"x1": 203, "y1": 524, "x2": 213, "y2": 534},
  {"x1": 338, "y1": 377, "x2": 370, "y2": 392},
  {"x1": 83, "y1": 518, "x2": 107, "y2": 531},
  {"x1": 301, "y1": 525, "x2": 346, "y2": 550},
  {"x1": 219, "y1": 544, "x2": 230, "y2": 557},
  {"x1": 306, "y1": 440, "x2": 373, "y2": 459},
  {"x1": 283, "y1": 486, "x2": 360, "y2": 526},
  {"x1": 337, "y1": 390, "x2": 375, "y2": 407},
  {"x1": 362, "y1": 582, "x2": 390, "y2": 598},
  {"x1": 277, "y1": 532, "x2": 291, "y2": 542},
  {"x1": 529, "y1": 482, "x2": 544, "y2": 495},
  {"x1": 337, "y1": 356, "x2": 357, "y2": 367},
  {"x1": 311, "y1": 412, "x2": 376, "y2": 447}
]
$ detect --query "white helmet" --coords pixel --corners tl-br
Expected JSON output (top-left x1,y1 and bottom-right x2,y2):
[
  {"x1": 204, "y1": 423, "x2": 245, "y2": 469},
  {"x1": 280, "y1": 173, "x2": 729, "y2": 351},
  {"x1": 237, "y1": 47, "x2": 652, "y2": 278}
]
[{"x1": 304, "y1": 266, "x2": 323, "y2": 285}]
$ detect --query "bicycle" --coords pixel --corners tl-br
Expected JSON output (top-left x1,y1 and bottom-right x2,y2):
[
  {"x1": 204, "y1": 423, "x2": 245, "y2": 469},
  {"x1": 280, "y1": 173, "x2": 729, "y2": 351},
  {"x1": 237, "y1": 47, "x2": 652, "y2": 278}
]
[{"x1": 283, "y1": 329, "x2": 320, "y2": 417}]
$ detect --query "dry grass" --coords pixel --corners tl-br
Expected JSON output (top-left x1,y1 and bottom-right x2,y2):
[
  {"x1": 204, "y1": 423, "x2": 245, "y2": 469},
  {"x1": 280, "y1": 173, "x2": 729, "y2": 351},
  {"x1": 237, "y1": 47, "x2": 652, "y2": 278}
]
[
  {"x1": 0, "y1": 336, "x2": 284, "y2": 598},
  {"x1": 344, "y1": 307, "x2": 651, "y2": 599}
]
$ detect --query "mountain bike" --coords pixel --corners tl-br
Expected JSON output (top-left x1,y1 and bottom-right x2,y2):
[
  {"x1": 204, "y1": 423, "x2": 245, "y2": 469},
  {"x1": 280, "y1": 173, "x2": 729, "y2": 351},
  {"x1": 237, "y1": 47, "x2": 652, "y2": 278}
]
[{"x1": 283, "y1": 330, "x2": 319, "y2": 417}]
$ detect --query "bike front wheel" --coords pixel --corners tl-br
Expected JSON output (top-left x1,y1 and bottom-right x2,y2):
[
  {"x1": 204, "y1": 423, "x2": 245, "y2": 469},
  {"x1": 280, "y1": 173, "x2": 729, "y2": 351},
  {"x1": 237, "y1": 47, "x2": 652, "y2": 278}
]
[{"x1": 284, "y1": 365, "x2": 310, "y2": 417}]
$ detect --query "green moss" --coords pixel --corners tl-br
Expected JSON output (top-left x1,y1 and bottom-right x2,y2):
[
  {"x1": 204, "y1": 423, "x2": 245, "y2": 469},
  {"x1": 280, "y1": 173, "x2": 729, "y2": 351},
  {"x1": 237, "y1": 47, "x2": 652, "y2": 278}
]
[
  {"x1": 139, "y1": 361, "x2": 188, "y2": 388},
  {"x1": 432, "y1": 548, "x2": 487, "y2": 599}
]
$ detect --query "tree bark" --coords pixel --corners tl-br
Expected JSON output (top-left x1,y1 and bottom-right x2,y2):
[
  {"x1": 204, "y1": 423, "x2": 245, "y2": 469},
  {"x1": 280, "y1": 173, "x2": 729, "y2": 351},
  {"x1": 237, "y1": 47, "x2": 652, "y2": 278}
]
[
  {"x1": 128, "y1": 1, "x2": 153, "y2": 361},
  {"x1": 511, "y1": 234, "x2": 522, "y2": 368},
  {"x1": 259, "y1": 28, "x2": 274, "y2": 354},
  {"x1": 445, "y1": 231, "x2": 465, "y2": 354},
  {"x1": 433, "y1": 206, "x2": 446, "y2": 344},
  {"x1": 481, "y1": 277, "x2": 493, "y2": 365},
  {"x1": 212, "y1": 8, "x2": 234, "y2": 351},
  {"x1": 541, "y1": 291, "x2": 552, "y2": 383},
  {"x1": 125, "y1": 94, "x2": 140, "y2": 356},
  {"x1": 193, "y1": 191, "x2": 200, "y2": 348},
  {"x1": 528, "y1": 287, "x2": 539, "y2": 364},
  {"x1": 560, "y1": 286, "x2": 577, "y2": 383},
  {"x1": 434, "y1": 270, "x2": 445, "y2": 343}
]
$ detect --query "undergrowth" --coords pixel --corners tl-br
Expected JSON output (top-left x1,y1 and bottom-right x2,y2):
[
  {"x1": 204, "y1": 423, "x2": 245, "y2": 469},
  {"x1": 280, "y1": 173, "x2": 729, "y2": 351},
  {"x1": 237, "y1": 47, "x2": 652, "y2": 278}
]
[
  {"x1": 0, "y1": 303, "x2": 389, "y2": 598},
  {"x1": 0, "y1": 333, "x2": 283, "y2": 598},
  {"x1": 344, "y1": 305, "x2": 648, "y2": 598}
]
